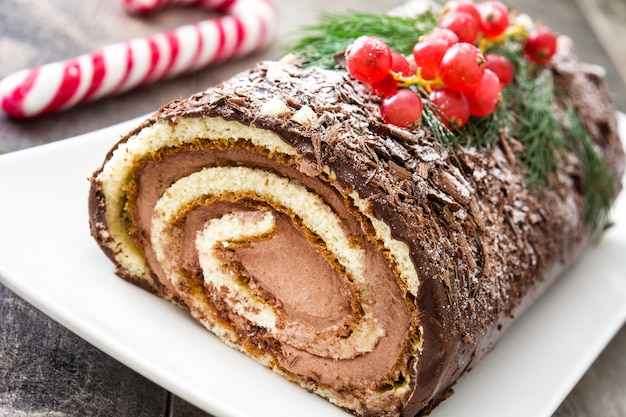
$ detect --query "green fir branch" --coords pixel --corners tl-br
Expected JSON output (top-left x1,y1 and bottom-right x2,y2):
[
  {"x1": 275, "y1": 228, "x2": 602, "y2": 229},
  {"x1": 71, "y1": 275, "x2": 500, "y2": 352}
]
[
  {"x1": 421, "y1": 99, "x2": 460, "y2": 149},
  {"x1": 287, "y1": 12, "x2": 437, "y2": 69},
  {"x1": 457, "y1": 97, "x2": 512, "y2": 149},
  {"x1": 565, "y1": 106, "x2": 614, "y2": 229},
  {"x1": 507, "y1": 63, "x2": 566, "y2": 188}
]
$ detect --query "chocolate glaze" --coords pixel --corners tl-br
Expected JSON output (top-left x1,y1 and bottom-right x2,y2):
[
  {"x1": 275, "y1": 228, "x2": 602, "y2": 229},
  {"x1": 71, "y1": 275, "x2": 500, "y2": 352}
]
[{"x1": 89, "y1": 52, "x2": 624, "y2": 416}]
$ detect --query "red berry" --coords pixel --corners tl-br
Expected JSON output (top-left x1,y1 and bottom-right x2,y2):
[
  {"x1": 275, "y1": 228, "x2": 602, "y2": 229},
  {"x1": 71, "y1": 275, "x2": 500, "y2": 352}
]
[
  {"x1": 345, "y1": 36, "x2": 392, "y2": 83},
  {"x1": 439, "y1": 42, "x2": 485, "y2": 92},
  {"x1": 429, "y1": 88, "x2": 470, "y2": 129},
  {"x1": 440, "y1": 0, "x2": 481, "y2": 23},
  {"x1": 369, "y1": 51, "x2": 412, "y2": 97},
  {"x1": 484, "y1": 52, "x2": 514, "y2": 86},
  {"x1": 439, "y1": 11, "x2": 481, "y2": 44},
  {"x1": 463, "y1": 69, "x2": 502, "y2": 116},
  {"x1": 524, "y1": 27, "x2": 558, "y2": 65},
  {"x1": 380, "y1": 89, "x2": 424, "y2": 128},
  {"x1": 476, "y1": 1, "x2": 510, "y2": 39},
  {"x1": 369, "y1": 75, "x2": 398, "y2": 97},
  {"x1": 421, "y1": 27, "x2": 460, "y2": 46},
  {"x1": 390, "y1": 51, "x2": 412, "y2": 76},
  {"x1": 413, "y1": 39, "x2": 449, "y2": 80}
]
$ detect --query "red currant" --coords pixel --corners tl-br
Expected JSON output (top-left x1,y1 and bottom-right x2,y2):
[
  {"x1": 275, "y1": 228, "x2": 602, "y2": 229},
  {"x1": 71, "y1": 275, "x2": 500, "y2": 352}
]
[
  {"x1": 369, "y1": 75, "x2": 398, "y2": 97},
  {"x1": 389, "y1": 50, "x2": 412, "y2": 76},
  {"x1": 421, "y1": 27, "x2": 460, "y2": 46},
  {"x1": 440, "y1": 0, "x2": 481, "y2": 24},
  {"x1": 464, "y1": 69, "x2": 502, "y2": 116},
  {"x1": 345, "y1": 36, "x2": 392, "y2": 83},
  {"x1": 484, "y1": 52, "x2": 514, "y2": 86},
  {"x1": 524, "y1": 27, "x2": 558, "y2": 65},
  {"x1": 380, "y1": 89, "x2": 424, "y2": 129},
  {"x1": 476, "y1": 1, "x2": 510, "y2": 39},
  {"x1": 439, "y1": 11, "x2": 481, "y2": 44},
  {"x1": 429, "y1": 88, "x2": 470, "y2": 129},
  {"x1": 369, "y1": 51, "x2": 412, "y2": 97},
  {"x1": 439, "y1": 42, "x2": 485, "y2": 92},
  {"x1": 413, "y1": 39, "x2": 449, "y2": 80}
]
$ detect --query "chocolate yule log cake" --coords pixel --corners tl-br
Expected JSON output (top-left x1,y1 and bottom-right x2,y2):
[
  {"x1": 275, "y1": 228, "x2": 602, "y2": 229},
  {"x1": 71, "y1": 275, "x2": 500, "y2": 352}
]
[{"x1": 89, "y1": 2, "x2": 624, "y2": 416}]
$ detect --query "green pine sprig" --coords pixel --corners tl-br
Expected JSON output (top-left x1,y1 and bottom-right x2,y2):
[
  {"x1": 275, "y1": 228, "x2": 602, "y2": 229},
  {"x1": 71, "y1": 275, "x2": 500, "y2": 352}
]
[
  {"x1": 565, "y1": 106, "x2": 615, "y2": 230},
  {"x1": 456, "y1": 96, "x2": 512, "y2": 149},
  {"x1": 507, "y1": 63, "x2": 566, "y2": 188},
  {"x1": 287, "y1": 12, "x2": 438, "y2": 68}
]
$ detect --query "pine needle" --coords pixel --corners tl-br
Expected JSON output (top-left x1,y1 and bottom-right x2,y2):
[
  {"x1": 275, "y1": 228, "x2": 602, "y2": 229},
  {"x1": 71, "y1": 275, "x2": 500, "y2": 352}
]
[
  {"x1": 287, "y1": 12, "x2": 437, "y2": 69},
  {"x1": 457, "y1": 98, "x2": 512, "y2": 149},
  {"x1": 508, "y1": 64, "x2": 565, "y2": 188},
  {"x1": 565, "y1": 106, "x2": 614, "y2": 229}
]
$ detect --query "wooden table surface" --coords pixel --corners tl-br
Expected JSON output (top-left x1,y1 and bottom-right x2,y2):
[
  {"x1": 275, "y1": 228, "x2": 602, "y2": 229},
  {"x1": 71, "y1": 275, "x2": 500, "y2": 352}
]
[{"x1": 1, "y1": 0, "x2": 625, "y2": 416}]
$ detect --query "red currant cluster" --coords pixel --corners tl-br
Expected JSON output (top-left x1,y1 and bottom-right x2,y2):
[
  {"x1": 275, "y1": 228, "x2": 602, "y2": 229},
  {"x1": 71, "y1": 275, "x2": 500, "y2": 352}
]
[{"x1": 344, "y1": 0, "x2": 558, "y2": 130}]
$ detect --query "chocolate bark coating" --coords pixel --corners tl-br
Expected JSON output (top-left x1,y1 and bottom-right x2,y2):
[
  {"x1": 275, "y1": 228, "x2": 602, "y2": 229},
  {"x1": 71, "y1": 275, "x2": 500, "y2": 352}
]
[{"x1": 89, "y1": 53, "x2": 624, "y2": 416}]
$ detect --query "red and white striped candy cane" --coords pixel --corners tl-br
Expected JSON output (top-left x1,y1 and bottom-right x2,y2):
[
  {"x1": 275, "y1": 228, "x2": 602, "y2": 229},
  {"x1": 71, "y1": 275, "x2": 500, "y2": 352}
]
[
  {"x1": 122, "y1": 0, "x2": 245, "y2": 15},
  {"x1": 0, "y1": 0, "x2": 276, "y2": 118}
]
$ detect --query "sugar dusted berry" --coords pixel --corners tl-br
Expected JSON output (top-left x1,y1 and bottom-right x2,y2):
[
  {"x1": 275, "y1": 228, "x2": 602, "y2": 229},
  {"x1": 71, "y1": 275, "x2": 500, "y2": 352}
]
[
  {"x1": 524, "y1": 27, "x2": 558, "y2": 65},
  {"x1": 439, "y1": 11, "x2": 481, "y2": 44},
  {"x1": 369, "y1": 51, "x2": 412, "y2": 97},
  {"x1": 464, "y1": 69, "x2": 502, "y2": 116},
  {"x1": 421, "y1": 27, "x2": 460, "y2": 46},
  {"x1": 380, "y1": 89, "x2": 424, "y2": 129},
  {"x1": 484, "y1": 52, "x2": 514, "y2": 86},
  {"x1": 413, "y1": 38, "x2": 449, "y2": 80},
  {"x1": 439, "y1": 42, "x2": 485, "y2": 92},
  {"x1": 429, "y1": 88, "x2": 470, "y2": 129},
  {"x1": 369, "y1": 75, "x2": 398, "y2": 97},
  {"x1": 440, "y1": 0, "x2": 481, "y2": 23},
  {"x1": 476, "y1": 1, "x2": 510, "y2": 39},
  {"x1": 346, "y1": 36, "x2": 392, "y2": 83},
  {"x1": 389, "y1": 50, "x2": 412, "y2": 76}
]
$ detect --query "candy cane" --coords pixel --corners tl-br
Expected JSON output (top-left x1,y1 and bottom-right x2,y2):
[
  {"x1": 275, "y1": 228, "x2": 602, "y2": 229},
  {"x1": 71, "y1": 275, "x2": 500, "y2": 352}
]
[
  {"x1": 122, "y1": 0, "x2": 243, "y2": 15},
  {"x1": 0, "y1": 0, "x2": 277, "y2": 118}
]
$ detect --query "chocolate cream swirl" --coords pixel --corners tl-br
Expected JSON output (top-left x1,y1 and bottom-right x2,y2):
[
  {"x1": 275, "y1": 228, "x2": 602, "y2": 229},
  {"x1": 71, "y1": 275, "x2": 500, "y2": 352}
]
[{"x1": 89, "y1": 55, "x2": 624, "y2": 416}]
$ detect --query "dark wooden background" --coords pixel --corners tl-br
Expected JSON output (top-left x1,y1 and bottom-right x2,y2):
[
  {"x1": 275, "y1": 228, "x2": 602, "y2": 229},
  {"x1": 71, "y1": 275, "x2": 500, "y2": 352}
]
[{"x1": 1, "y1": 0, "x2": 625, "y2": 416}]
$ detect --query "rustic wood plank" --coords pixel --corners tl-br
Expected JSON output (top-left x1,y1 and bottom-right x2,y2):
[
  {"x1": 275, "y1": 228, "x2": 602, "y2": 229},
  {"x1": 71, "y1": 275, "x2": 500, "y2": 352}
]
[
  {"x1": 168, "y1": 396, "x2": 214, "y2": 417},
  {"x1": 0, "y1": 284, "x2": 168, "y2": 417}
]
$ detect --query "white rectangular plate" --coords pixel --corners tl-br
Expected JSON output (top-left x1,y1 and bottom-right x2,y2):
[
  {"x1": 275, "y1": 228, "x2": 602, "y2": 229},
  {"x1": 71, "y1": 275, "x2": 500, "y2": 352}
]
[{"x1": 0, "y1": 113, "x2": 625, "y2": 417}]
